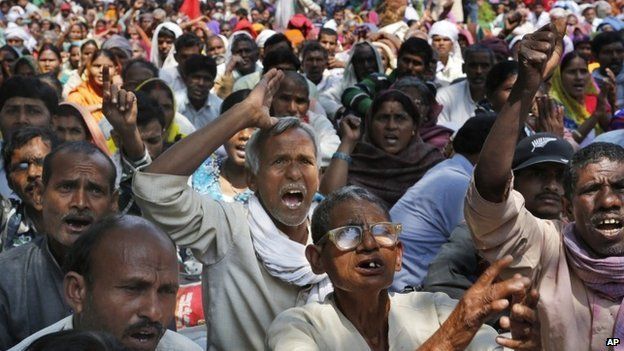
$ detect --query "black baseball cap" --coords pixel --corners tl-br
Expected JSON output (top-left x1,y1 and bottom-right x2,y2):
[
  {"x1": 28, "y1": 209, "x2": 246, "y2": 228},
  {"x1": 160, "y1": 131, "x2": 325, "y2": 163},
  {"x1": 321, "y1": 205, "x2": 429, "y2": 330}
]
[{"x1": 512, "y1": 133, "x2": 575, "y2": 171}]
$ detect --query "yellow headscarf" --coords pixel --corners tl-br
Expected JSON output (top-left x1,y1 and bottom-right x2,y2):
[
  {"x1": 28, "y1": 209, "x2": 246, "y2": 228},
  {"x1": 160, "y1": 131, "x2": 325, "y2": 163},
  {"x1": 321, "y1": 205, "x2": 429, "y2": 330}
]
[{"x1": 136, "y1": 78, "x2": 191, "y2": 143}]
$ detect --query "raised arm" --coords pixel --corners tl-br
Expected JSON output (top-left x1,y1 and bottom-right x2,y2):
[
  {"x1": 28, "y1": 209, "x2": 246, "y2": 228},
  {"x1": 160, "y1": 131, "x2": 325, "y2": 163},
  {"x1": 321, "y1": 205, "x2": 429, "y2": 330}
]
[
  {"x1": 475, "y1": 20, "x2": 566, "y2": 202},
  {"x1": 145, "y1": 69, "x2": 283, "y2": 176},
  {"x1": 319, "y1": 115, "x2": 360, "y2": 195}
]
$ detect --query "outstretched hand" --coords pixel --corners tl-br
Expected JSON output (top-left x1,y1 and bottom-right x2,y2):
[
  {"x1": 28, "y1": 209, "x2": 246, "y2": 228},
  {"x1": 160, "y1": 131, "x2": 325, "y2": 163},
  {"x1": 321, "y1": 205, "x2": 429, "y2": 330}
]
[
  {"x1": 456, "y1": 256, "x2": 530, "y2": 331},
  {"x1": 102, "y1": 66, "x2": 138, "y2": 133},
  {"x1": 496, "y1": 288, "x2": 541, "y2": 350},
  {"x1": 245, "y1": 68, "x2": 284, "y2": 129}
]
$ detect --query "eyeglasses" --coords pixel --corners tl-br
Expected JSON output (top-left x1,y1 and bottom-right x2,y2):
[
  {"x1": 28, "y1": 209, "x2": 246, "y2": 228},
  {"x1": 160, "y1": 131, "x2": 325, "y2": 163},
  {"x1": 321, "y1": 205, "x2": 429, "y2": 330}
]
[{"x1": 317, "y1": 222, "x2": 402, "y2": 251}]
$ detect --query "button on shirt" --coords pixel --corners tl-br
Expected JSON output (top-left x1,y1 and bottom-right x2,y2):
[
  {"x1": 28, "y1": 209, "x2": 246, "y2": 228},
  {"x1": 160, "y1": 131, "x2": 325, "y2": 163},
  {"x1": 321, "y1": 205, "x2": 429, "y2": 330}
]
[
  {"x1": 390, "y1": 154, "x2": 474, "y2": 291},
  {"x1": 177, "y1": 93, "x2": 223, "y2": 129}
]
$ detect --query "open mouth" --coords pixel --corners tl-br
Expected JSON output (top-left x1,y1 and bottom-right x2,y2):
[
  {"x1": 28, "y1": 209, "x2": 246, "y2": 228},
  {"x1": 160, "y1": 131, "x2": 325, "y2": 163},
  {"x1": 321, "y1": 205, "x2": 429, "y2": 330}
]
[
  {"x1": 63, "y1": 215, "x2": 93, "y2": 234},
  {"x1": 355, "y1": 257, "x2": 385, "y2": 275},
  {"x1": 234, "y1": 144, "x2": 246, "y2": 158},
  {"x1": 592, "y1": 217, "x2": 624, "y2": 237},
  {"x1": 383, "y1": 134, "x2": 399, "y2": 146},
  {"x1": 281, "y1": 188, "x2": 304, "y2": 209},
  {"x1": 126, "y1": 327, "x2": 160, "y2": 350}
]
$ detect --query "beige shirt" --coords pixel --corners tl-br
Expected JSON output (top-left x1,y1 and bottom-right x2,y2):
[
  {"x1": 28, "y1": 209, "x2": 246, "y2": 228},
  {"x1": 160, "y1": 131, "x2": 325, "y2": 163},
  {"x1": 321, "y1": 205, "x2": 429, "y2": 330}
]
[
  {"x1": 465, "y1": 178, "x2": 619, "y2": 351},
  {"x1": 133, "y1": 172, "x2": 311, "y2": 351},
  {"x1": 267, "y1": 292, "x2": 500, "y2": 351}
]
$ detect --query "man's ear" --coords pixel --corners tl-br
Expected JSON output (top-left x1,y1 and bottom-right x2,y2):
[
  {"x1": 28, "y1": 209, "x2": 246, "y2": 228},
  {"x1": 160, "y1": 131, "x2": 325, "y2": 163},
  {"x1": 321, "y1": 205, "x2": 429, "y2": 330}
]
[
  {"x1": 110, "y1": 189, "x2": 119, "y2": 213},
  {"x1": 247, "y1": 171, "x2": 257, "y2": 192},
  {"x1": 64, "y1": 272, "x2": 88, "y2": 314},
  {"x1": 394, "y1": 241, "x2": 403, "y2": 272},
  {"x1": 305, "y1": 244, "x2": 326, "y2": 275},
  {"x1": 563, "y1": 196, "x2": 574, "y2": 221}
]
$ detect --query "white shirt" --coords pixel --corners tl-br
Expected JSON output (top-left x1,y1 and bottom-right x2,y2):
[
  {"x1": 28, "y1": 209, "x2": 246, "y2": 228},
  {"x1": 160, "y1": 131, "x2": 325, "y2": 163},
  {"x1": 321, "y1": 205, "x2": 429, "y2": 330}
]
[
  {"x1": 436, "y1": 79, "x2": 478, "y2": 131},
  {"x1": 9, "y1": 315, "x2": 202, "y2": 351},
  {"x1": 177, "y1": 93, "x2": 223, "y2": 129},
  {"x1": 435, "y1": 54, "x2": 465, "y2": 88},
  {"x1": 159, "y1": 67, "x2": 186, "y2": 99}
]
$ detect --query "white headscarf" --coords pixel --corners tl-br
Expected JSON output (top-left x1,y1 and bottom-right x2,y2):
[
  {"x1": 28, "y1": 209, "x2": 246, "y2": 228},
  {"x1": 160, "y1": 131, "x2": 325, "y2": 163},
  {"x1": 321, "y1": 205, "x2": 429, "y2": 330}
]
[
  {"x1": 5, "y1": 23, "x2": 36, "y2": 52},
  {"x1": 255, "y1": 29, "x2": 277, "y2": 49},
  {"x1": 150, "y1": 22, "x2": 183, "y2": 69},
  {"x1": 224, "y1": 30, "x2": 254, "y2": 65},
  {"x1": 428, "y1": 20, "x2": 463, "y2": 60}
]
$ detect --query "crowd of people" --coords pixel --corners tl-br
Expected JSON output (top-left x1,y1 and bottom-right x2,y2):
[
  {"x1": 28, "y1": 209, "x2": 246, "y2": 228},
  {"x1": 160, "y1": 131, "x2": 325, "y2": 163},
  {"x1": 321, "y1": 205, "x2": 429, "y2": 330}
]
[{"x1": 0, "y1": 0, "x2": 624, "y2": 350}]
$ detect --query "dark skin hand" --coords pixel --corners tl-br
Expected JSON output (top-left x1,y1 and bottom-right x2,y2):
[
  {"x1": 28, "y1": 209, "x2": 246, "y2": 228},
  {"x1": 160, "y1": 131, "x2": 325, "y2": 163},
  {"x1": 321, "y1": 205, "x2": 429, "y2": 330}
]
[
  {"x1": 497, "y1": 288, "x2": 541, "y2": 350},
  {"x1": 535, "y1": 96, "x2": 564, "y2": 137},
  {"x1": 475, "y1": 19, "x2": 566, "y2": 203},
  {"x1": 418, "y1": 255, "x2": 531, "y2": 351}
]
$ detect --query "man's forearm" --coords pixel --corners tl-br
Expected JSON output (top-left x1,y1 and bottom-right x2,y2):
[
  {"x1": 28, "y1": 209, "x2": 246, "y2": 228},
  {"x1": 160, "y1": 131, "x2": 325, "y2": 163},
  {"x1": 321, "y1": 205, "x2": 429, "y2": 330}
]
[
  {"x1": 474, "y1": 85, "x2": 535, "y2": 203},
  {"x1": 145, "y1": 101, "x2": 255, "y2": 176}
]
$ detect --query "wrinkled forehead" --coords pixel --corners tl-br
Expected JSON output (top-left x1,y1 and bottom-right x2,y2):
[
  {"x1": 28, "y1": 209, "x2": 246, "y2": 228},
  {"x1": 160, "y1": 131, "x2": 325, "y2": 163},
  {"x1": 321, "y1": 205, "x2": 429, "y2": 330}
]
[{"x1": 259, "y1": 127, "x2": 317, "y2": 160}]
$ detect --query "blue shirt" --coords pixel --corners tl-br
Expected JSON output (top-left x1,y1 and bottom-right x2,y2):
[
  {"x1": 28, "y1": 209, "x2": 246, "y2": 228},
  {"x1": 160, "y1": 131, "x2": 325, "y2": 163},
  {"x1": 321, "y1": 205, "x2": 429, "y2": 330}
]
[{"x1": 390, "y1": 154, "x2": 474, "y2": 291}]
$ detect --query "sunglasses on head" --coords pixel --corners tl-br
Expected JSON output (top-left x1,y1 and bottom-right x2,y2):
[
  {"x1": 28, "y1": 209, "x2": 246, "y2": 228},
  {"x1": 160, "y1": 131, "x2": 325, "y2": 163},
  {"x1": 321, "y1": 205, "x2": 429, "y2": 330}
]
[{"x1": 317, "y1": 222, "x2": 402, "y2": 251}]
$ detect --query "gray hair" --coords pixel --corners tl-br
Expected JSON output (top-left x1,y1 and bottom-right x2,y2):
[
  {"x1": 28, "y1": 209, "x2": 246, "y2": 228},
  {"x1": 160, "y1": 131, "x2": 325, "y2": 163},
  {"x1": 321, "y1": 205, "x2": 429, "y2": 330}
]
[
  {"x1": 245, "y1": 117, "x2": 320, "y2": 175},
  {"x1": 311, "y1": 186, "x2": 390, "y2": 243}
]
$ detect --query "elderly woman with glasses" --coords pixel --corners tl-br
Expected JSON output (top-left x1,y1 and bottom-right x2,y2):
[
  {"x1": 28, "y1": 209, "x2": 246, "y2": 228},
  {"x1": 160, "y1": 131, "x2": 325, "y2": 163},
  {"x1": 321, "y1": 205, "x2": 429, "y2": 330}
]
[{"x1": 267, "y1": 186, "x2": 539, "y2": 351}]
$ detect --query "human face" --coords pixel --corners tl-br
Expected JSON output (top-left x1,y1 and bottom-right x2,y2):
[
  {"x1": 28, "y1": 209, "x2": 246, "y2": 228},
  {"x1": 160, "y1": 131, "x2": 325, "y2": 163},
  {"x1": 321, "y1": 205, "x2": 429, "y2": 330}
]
[
  {"x1": 571, "y1": 159, "x2": 624, "y2": 256},
  {"x1": 310, "y1": 199, "x2": 402, "y2": 294},
  {"x1": 38, "y1": 49, "x2": 61, "y2": 74},
  {"x1": 123, "y1": 66, "x2": 155, "y2": 92},
  {"x1": 89, "y1": 55, "x2": 116, "y2": 87},
  {"x1": 8, "y1": 137, "x2": 51, "y2": 208},
  {"x1": 302, "y1": 50, "x2": 327, "y2": 85},
  {"x1": 488, "y1": 74, "x2": 517, "y2": 113},
  {"x1": 69, "y1": 24, "x2": 84, "y2": 41},
  {"x1": 598, "y1": 42, "x2": 624, "y2": 76},
  {"x1": 432, "y1": 35, "x2": 453, "y2": 58},
  {"x1": 225, "y1": 128, "x2": 254, "y2": 166},
  {"x1": 157, "y1": 34, "x2": 175, "y2": 60},
  {"x1": 352, "y1": 45, "x2": 378, "y2": 82},
  {"x1": 514, "y1": 163, "x2": 565, "y2": 220},
  {"x1": 184, "y1": 70, "x2": 214, "y2": 103},
  {"x1": 81, "y1": 44, "x2": 97, "y2": 67},
  {"x1": 52, "y1": 114, "x2": 87, "y2": 142},
  {"x1": 0, "y1": 97, "x2": 51, "y2": 138},
  {"x1": 249, "y1": 128, "x2": 319, "y2": 229},
  {"x1": 207, "y1": 37, "x2": 225, "y2": 58},
  {"x1": 69, "y1": 46, "x2": 81, "y2": 69},
  {"x1": 7, "y1": 37, "x2": 24, "y2": 49},
  {"x1": 575, "y1": 42, "x2": 592, "y2": 62},
  {"x1": 139, "y1": 120, "x2": 164, "y2": 159},
  {"x1": 370, "y1": 101, "x2": 415, "y2": 155},
  {"x1": 220, "y1": 24, "x2": 232, "y2": 38},
  {"x1": 583, "y1": 8, "x2": 596, "y2": 23},
  {"x1": 251, "y1": 9, "x2": 261, "y2": 22},
  {"x1": 41, "y1": 152, "x2": 117, "y2": 250},
  {"x1": 464, "y1": 51, "x2": 493, "y2": 87},
  {"x1": 318, "y1": 34, "x2": 337, "y2": 56},
  {"x1": 75, "y1": 227, "x2": 178, "y2": 351},
  {"x1": 271, "y1": 79, "x2": 310, "y2": 119},
  {"x1": 147, "y1": 88, "x2": 174, "y2": 128},
  {"x1": 174, "y1": 45, "x2": 201, "y2": 66},
  {"x1": 397, "y1": 53, "x2": 426, "y2": 78},
  {"x1": 561, "y1": 56, "x2": 589, "y2": 101},
  {"x1": 232, "y1": 40, "x2": 258, "y2": 75},
  {"x1": 139, "y1": 15, "x2": 154, "y2": 33}
]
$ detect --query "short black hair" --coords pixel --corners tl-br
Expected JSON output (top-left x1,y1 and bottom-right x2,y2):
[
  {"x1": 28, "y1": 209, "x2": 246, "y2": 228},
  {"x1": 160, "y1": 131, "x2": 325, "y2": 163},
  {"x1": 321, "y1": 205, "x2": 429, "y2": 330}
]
[
  {"x1": 181, "y1": 54, "x2": 217, "y2": 79},
  {"x1": 262, "y1": 47, "x2": 300, "y2": 74},
  {"x1": 563, "y1": 142, "x2": 624, "y2": 200},
  {"x1": 452, "y1": 113, "x2": 497, "y2": 156},
  {"x1": 221, "y1": 89, "x2": 251, "y2": 114},
  {"x1": 135, "y1": 91, "x2": 166, "y2": 129},
  {"x1": 42, "y1": 141, "x2": 116, "y2": 192},
  {"x1": 3, "y1": 126, "x2": 59, "y2": 187},
  {"x1": 37, "y1": 73, "x2": 63, "y2": 101},
  {"x1": 301, "y1": 40, "x2": 328, "y2": 61},
  {"x1": 485, "y1": 60, "x2": 519, "y2": 96},
  {"x1": 0, "y1": 75, "x2": 58, "y2": 116},
  {"x1": 398, "y1": 37, "x2": 434, "y2": 65},
  {"x1": 121, "y1": 58, "x2": 158, "y2": 82},
  {"x1": 231, "y1": 34, "x2": 257, "y2": 52},
  {"x1": 63, "y1": 215, "x2": 174, "y2": 285},
  {"x1": 463, "y1": 44, "x2": 495, "y2": 64},
  {"x1": 175, "y1": 32, "x2": 202, "y2": 52},
  {"x1": 158, "y1": 27, "x2": 176, "y2": 40},
  {"x1": 264, "y1": 33, "x2": 292, "y2": 51},
  {"x1": 318, "y1": 28, "x2": 337, "y2": 39},
  {"x1": 591, "y1": 31, "x2": 624, "y2": 56},
  {"x1": 25, "y1": 330, "x2": 127, "y2": 351}
]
